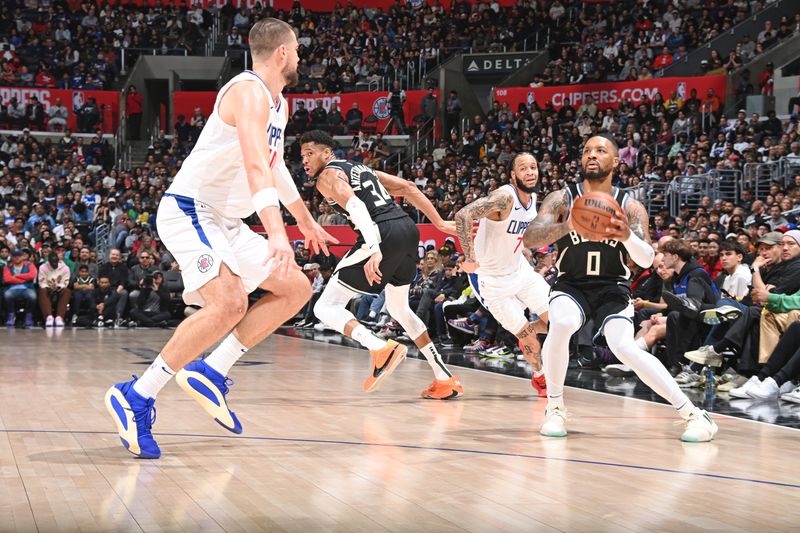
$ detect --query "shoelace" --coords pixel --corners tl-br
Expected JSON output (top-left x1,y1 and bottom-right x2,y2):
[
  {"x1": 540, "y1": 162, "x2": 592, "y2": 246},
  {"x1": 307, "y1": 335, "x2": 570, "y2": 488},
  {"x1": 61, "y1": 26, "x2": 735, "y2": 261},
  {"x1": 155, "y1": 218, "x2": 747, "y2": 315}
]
[
  {"x1": 127, "y1": 404, "x2": 156, "y2": 434},
  {"x1": 219, "y1": 376, "x2": 234, "y2": 396}
]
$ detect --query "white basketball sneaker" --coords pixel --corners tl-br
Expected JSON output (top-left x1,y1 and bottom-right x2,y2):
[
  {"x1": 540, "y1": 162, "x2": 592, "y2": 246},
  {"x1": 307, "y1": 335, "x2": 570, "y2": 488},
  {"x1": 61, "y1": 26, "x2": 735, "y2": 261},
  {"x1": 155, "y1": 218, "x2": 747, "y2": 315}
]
[
  {"x1": 681, "y1": 409, "x2": 718, "y2": 442},
  {"x1": 729, "y1": 375, "x2": 761, "y2": 398},
  {"x1": 540, "y1": 406, "x2": 568, "y2": 437}
]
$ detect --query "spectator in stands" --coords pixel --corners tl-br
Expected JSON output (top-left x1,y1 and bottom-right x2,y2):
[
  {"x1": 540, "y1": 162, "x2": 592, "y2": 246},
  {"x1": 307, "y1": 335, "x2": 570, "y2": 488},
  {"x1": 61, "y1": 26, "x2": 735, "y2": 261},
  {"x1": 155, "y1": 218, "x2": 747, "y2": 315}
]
[
  {"x1": 326, "y1": 104, "x2": 344, "y2": 135},
  {"x1": 126, "y1": 85, "x2": 143, "y2": 141},
  {"x1": 70, "y1": 264, "x2": 96, "y2": 326},
  {"x1": 47, "y1": 98, "x2": 68, "y2": 132},
  {"x1": 37, "y1": 250, "x2": 71, "y2": 327},
  {"x1": 345, "y1": 102, "x2": 363, "y2": 133},
  {"x1": 386, "y1": 80, "x2": 407, "y2": 135},
  {"x1": 98, "y1": 248, "x2": 130, "y2": 325},
  {"x1": 759, "y1": 62, "x2": 775, "y2": 96},
  {"x1": 291, "y1": 101, "x2": 310, "y2": 134},
  {"x1": 77, "y1": 97, "x2": 100, "y2": 133},
  {"x1": 309, "y1": 100, "x2": 328, "y2": 131},
  {"x1": 3, "y1": 248, "x2": 36, "y2": 328},
  {"x1": 128, "y1": 271, "x2": 171, "y2": 328},
  {"x1": 751, "y1": 230, "x2": 800, "y2": 363},
  {"x1": 445, "y1": 90, "x2": 462, "y2": 134}
]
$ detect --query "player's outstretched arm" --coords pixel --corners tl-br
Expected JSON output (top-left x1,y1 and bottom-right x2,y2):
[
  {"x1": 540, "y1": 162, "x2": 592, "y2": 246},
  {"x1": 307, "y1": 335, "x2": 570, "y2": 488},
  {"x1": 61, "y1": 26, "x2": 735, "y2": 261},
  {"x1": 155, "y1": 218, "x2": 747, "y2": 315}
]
[
  {"x1": 454, "y1": 188, "x2": 514, "y2": 270},
  {"x1": 522, "y1": 189, "x2": 571, "y2": 249},
  {"x1": 228, "y1": 81, "x2": 294, "y2": 277},
  {"x1": 606, "y1": 197, "x2": 655, "y2": 268},
  {"x1": 375, "y1": 170, "x2": 454, "y2": 235}
]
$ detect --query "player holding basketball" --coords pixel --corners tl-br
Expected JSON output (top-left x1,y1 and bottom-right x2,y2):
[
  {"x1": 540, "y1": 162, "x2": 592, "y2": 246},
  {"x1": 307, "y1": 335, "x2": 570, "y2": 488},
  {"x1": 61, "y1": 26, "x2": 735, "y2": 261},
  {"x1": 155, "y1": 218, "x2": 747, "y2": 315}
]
[
  {"x1": 105, "y1": 19, "x2": 337, "y2": 458},
  {"x1": 300, "y1": 130, "x2": 463, "y2": 399},
  {"x1": 454, "y1": 152, "x2": 550, "y2": 396},
  {"x1": 523, "y1": 135, "x2": 717, "y2": 442}
]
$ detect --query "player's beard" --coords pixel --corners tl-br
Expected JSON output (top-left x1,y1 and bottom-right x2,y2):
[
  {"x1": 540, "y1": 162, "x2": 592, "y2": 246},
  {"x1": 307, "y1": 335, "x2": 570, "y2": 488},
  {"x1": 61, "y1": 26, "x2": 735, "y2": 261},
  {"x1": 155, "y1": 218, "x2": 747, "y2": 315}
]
[
  {"x1": 583, "y1": 161, "x2": 610, "y2": 181},
  {"x1": 283, "y1": 64, "x2": 299, "y2": 88},
  {"x1": 513, "y1": 174, "x2": 537, "y2": 194}
]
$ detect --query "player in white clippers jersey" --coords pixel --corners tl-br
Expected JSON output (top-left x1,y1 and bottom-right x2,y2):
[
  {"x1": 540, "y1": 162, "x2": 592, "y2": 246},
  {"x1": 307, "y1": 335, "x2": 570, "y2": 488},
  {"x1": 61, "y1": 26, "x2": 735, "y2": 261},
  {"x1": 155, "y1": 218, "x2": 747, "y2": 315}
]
[
  {"x1": 104, "y1": 18, "x2": 337, "y2": 459},
  {"x1": 454, "y1": 153, "x2": 551, "y2": 397}
]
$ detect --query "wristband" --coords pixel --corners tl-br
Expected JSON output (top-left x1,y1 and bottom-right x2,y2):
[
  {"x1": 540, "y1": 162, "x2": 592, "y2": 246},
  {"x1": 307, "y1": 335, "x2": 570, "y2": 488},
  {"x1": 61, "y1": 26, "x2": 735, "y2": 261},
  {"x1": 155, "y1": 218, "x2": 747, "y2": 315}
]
[{"x1": 252, "y1": 187, "x2": 279, "y2": 213}]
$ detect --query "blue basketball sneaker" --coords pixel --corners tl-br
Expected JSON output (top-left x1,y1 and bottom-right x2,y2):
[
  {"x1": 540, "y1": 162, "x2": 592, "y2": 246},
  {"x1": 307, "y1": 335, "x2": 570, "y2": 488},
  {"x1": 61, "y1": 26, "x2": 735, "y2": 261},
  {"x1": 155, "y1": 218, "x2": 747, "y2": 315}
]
[
  {"x1": 104, "y1": 376, "x2": 161, "y2": 459},
  {"x1": 176, "y1": 360, "x2": 242, "y2": 434}
]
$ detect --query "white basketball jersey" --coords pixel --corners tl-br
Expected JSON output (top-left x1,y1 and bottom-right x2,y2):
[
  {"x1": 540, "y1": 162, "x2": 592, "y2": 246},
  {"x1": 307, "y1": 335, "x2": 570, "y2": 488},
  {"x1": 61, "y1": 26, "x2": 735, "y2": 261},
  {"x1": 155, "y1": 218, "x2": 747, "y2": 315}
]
[
  {"x1": 167, "y1": 70, "x2": 287, "y2": 218},
  {"x1": 474, "y1": 184, "x2": 537, "y2": 276}
]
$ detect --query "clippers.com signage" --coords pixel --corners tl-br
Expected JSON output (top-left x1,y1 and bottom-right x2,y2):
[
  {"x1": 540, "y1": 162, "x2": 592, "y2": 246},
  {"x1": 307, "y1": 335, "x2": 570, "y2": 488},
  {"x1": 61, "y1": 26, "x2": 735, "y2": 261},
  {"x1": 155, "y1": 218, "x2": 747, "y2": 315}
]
[
  {"x1": 493, "y1": 76, "x2": 727, "y2": 111},
  {"x1": 0, "y1": 86, "x2": 120, "y2": 133},
  {"x1": 173, "y1": 89, "x2": 438, "y2": 133}
]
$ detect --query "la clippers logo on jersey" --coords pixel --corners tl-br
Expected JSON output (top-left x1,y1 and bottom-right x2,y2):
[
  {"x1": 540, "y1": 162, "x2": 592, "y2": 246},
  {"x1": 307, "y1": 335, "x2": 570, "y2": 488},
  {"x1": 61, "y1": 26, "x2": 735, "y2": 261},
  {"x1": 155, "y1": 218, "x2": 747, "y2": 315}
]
[
  {"x1": 506, "y1": 219, "x2": 530, "y2": 235},
  {"x1": 197, "y1": 254, "x2": 214, "y2": 273}
]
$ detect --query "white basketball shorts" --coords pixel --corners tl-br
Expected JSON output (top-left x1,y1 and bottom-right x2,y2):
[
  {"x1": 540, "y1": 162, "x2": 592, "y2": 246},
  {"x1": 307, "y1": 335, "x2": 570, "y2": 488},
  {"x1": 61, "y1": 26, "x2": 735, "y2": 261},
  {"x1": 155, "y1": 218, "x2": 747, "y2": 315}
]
[
  {"x1": 467, "y1": 262, "x2": 550, "y2": 334},
  {"x1": 157, "y1": 193, "x2": 272, "y2": 307}
]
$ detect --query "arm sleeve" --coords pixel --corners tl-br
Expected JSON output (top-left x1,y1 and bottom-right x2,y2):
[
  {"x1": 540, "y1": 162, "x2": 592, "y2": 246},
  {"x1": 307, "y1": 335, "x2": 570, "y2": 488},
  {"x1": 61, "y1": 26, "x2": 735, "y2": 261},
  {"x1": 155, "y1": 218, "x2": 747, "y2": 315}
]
[
  {"x1": 274, "y1": 161, "x2": 301, "y2": 206},
  {"x1": 622, "y1": 231, "x2": 655, "y2": 268},
  {"x1": 346, "y1": 196, "x2": 380, "y2": 253}
]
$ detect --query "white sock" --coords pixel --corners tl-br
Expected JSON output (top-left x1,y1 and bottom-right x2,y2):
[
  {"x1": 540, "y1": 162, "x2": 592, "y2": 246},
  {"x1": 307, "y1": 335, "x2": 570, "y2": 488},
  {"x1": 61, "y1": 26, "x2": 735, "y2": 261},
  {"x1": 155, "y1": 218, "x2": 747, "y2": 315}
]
[
  {"x1": 604, "y1": 319, "x2": 692, "y2": 412},
  {"x1": 533, "y1": 369, "x2": 545, "y2": 378},
  {"x1": 419, "y1": 342, "x2": 452, "y2": 380},
  {"x1": 635, "y1": 337, "x2": 648, "y2": 351},
  {"x1": 133, "y1": 354, "x2": 176, "y2": 399},
  {"x1": 677, "y1": 401, "x2": 696, "y2": 420},
  {"x1": 351, "y1": 325, "x2": 388, "y2": 351},
  {"x1": 204, "y1": 333, "x2": 248, "y2": 376}
]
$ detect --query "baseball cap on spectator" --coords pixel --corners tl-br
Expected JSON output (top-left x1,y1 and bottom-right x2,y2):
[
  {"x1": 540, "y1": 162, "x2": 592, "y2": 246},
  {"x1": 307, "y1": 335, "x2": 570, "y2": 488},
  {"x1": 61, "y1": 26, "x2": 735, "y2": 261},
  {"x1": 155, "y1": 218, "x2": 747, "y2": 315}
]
[
  {"x1": 11, "y1": 249, "x2": 23, "y2": 256},
  {"x1": 784, "y1": 230, "x2": 800, "y2": 246},
  {"x1": 535, "y1": 246, "x2": 554, "y2": 254},
  {"x1": 302, "y1": 263, "x2": 319, "y2": 271},
  {"x1": 758, "y1": 232, "x2": 783, "y2": 246}
]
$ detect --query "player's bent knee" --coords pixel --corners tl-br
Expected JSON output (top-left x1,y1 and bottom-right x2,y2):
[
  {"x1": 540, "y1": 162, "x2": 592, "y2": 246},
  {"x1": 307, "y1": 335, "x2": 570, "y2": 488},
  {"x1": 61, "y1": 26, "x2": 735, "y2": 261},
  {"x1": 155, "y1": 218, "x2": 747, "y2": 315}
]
[{"x1": 548, "y1": 312, "x2": 582, "y2": 334}]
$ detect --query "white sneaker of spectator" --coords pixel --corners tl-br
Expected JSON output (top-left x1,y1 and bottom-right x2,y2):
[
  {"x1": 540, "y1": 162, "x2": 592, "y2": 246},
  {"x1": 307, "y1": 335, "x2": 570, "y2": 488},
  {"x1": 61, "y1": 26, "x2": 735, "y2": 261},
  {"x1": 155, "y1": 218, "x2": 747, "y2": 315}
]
[
  {"x1": 747, "y1": 377, "x2": 795, "y2": 399},
  {"x1": 780, "y1": 385, "x2": 800, "y2": 404},
  {"x1": 730, "y1": 375, "x2": 761, "y2": 398},
  {"x1": 45, "y1": 315, "x2": 54, "y2": 327},
  {"x1": 54, "y1": 316, "x2": 64, "y2": 328}
]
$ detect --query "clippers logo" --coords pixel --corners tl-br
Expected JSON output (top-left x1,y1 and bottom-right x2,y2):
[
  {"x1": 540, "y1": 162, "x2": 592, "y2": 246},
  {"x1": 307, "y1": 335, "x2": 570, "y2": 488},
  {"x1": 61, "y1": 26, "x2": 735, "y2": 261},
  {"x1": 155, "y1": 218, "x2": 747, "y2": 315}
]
[
  {"x1": 372, "y1": 97, "x2": 390, "y2": 119},
  {"x1": 197, "y1": 254, "x2": 214, "y2": 273}
]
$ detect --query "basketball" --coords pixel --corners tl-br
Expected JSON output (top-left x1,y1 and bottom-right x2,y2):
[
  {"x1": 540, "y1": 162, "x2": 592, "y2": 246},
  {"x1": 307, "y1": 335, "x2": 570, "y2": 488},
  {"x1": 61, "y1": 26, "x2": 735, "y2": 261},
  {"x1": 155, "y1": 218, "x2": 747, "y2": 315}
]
[{"x1": 570, "y1": 191, "x2": 623, "y2": 241}]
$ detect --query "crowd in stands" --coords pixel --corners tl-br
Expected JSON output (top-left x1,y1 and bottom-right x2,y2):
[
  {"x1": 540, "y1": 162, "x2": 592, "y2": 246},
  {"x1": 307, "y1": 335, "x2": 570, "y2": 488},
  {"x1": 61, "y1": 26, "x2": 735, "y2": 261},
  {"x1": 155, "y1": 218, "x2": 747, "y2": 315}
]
[
  {"x1": 0, "y1": 1, "x2": 212, "y2": 91},
  {"x1": 222, "y1": 0, "x2": 568, "y2": 94}
]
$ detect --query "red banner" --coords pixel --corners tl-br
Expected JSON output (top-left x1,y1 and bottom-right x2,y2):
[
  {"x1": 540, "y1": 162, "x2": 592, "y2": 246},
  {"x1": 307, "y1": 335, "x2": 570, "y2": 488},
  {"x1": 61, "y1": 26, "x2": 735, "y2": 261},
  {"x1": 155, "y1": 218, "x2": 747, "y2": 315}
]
[
  {"x1": 0, "y1": 86, "x2": 120, "y2": 133},
  {"x1": 493, "y1": 76, "x2": 727, "y2": 111},
  {"x1": 174, "y1": 89, "x2": 438, "y2": 134},
  {"x1": 253, "y1": 224, "x2": 458, "y2": 259}
]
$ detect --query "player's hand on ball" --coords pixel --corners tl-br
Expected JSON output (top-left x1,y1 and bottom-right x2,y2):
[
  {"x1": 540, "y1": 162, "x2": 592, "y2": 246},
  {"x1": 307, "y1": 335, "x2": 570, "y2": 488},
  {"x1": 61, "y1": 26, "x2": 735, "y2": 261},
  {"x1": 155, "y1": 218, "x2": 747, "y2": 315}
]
[
  {"x1": 461, "y1": 260, "x2": 479, "y2": 273},
  {"x1": 364, "y1": 252, "x2": 383, "y2": 286},
  {"x1": 605, "y1": 210, "x2": 631, "y2": 241}
]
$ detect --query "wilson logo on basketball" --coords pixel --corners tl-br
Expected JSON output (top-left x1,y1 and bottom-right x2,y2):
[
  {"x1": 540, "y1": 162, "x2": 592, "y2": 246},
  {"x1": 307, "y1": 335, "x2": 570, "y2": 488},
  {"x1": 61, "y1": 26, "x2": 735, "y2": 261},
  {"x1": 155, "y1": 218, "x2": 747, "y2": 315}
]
[
  {"x1": 584, "y1": 198, "x2": 616, "y2": 215},
  {"x1": 372, "y1": 97, "x2": 391, "y2": 119},
  {"x1": 197, "y1": 254, "x2": 214, "y2": 273}
]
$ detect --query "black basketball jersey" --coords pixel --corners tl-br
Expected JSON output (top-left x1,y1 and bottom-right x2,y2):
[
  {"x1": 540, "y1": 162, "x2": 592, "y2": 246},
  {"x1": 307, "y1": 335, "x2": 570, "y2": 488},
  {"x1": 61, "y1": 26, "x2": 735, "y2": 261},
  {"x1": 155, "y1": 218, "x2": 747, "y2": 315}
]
[
  {"x1": 555, "y1": 182, "x2": 632, "y2": 285},
  {"x1": 323, "y1": 159, "x2": 406, "y2": 225}
]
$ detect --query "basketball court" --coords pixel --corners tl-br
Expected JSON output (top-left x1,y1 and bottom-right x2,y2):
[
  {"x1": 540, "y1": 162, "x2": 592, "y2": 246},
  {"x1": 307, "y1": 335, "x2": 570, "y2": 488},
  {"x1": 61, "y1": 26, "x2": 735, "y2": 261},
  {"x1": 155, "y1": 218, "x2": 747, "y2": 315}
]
[{"x1": 1, "y1": 329, "x2": 798, "y2": 531}]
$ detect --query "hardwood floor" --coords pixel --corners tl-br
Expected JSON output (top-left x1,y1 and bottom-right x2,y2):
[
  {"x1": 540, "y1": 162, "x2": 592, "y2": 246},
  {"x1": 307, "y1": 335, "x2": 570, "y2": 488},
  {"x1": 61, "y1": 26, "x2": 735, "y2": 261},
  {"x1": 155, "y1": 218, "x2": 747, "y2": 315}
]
[{"x1": 0, "y1": 328, "x2": 797, "y2": 532}]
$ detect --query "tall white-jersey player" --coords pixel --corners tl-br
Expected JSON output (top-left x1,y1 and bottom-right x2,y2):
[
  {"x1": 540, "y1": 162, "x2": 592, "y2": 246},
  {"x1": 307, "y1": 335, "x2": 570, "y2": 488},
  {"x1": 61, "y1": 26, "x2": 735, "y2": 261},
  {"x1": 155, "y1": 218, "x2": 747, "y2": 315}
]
[
  {"x1": 454, "y1": 153, "x2": 550, "y2": 396},
  {"x1": 105, "y1": 18, "x2": 337, "y2": 459}
]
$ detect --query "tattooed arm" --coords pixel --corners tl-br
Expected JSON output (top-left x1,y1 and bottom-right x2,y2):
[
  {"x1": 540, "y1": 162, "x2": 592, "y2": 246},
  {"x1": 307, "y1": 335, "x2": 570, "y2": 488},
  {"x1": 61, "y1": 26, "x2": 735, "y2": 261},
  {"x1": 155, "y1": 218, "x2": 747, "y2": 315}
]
[
  {"x1": 454, "y1": 188, "x2": 514, "y2": 272},
  {"x1": 522, "y1": 189, "x2": 572, "y2": 249},
  {"x1": 606, "y1": 197, "x2": 655, "y2": 268}
]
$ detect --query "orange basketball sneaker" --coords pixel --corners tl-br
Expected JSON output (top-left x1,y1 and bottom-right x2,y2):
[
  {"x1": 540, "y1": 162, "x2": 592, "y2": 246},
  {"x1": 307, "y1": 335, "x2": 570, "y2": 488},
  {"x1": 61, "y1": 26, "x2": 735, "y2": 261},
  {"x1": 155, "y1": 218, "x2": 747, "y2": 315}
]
[
  {"x1": 531, "y1": 373, "x2": 547, "y2": 397},
  {"x1": 421, "y1": 376, "x2": 464, "y2": 400},
  {"x1": 363, "y1": 340, "x2": 408, "y2": 393}
]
